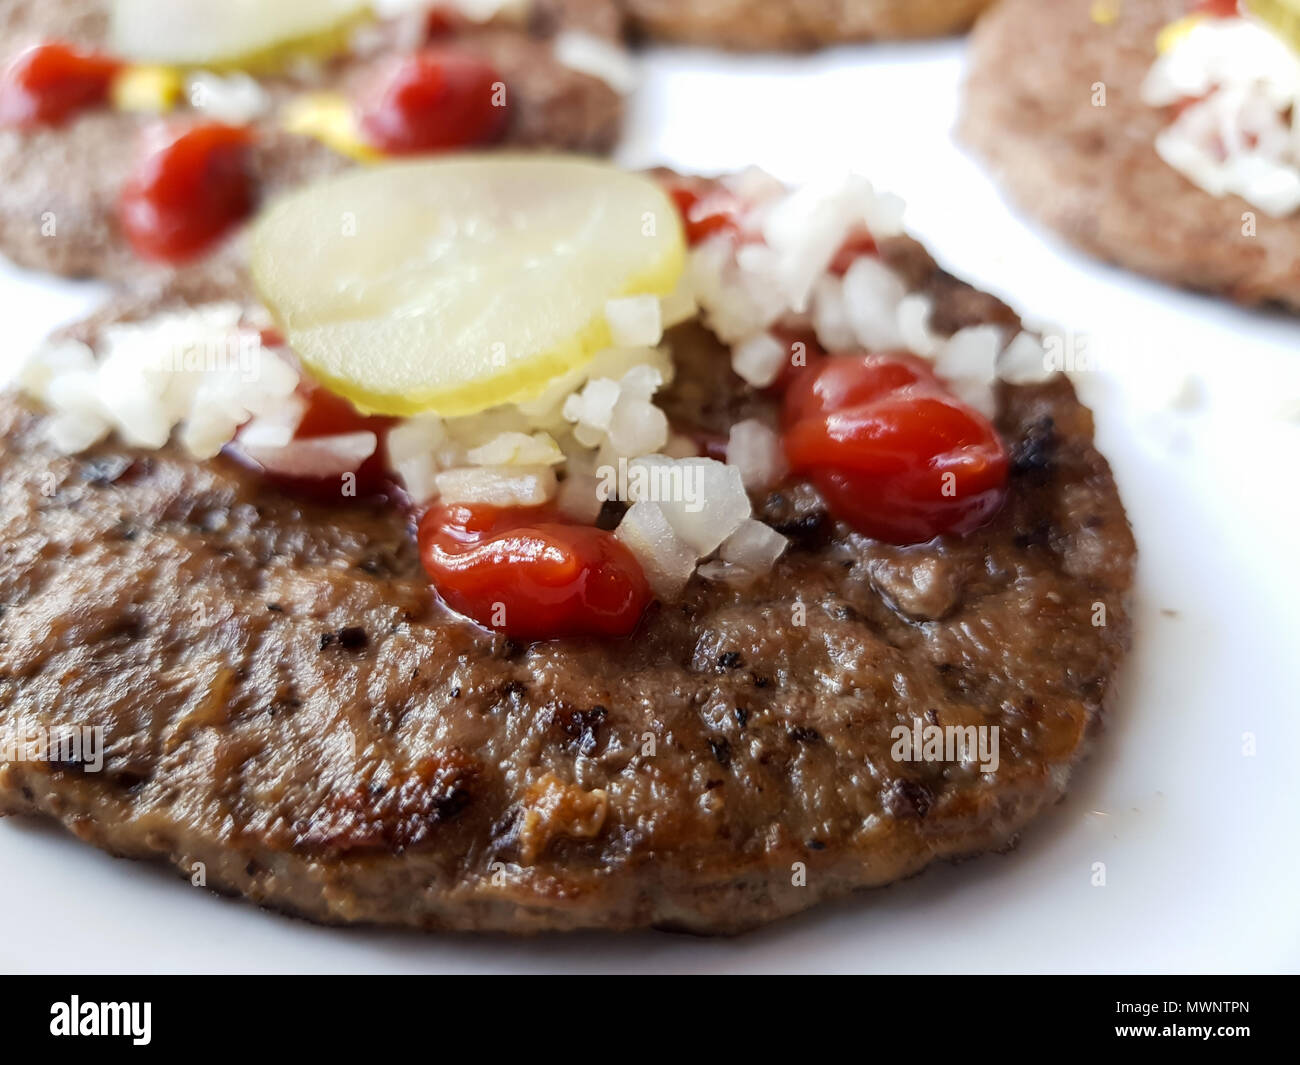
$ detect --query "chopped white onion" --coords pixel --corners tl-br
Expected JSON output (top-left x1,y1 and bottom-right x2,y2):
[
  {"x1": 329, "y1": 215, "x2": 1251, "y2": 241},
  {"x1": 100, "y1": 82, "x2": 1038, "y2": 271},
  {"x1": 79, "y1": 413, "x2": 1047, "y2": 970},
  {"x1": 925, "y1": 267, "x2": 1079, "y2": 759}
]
[
  {"x1": 467, "y1": 430, "x2": 564, "y2": 467},
  {"x1": 615, "y1": 500, "x2": 697, "y2": 599},
  {"x1": 864, "y1": 190, "x2": 906, "y2": 239},
  {"x1": 842, "y1": 256, "x2": 907, "y2": 349},
  {"x1": 21, "y1": 303, "x2": 301, "y2": 460},
  {"x1": 564, "y1": 376, "x2": 620, "y2": 444},
  {"x1": 618, "y1": 363, "x2": 663, "y2": 401},
  {"x1": 387, "y1": 414, "x2": 447, "y2": 504},
  {"x1": 897, "y1": 292, "x2": 940, "y2": 357},
  {"x1": 46, "y1": 411, "x2": 110, "y2": 453},
  {"x1": 933, "y1": 325, "x2": 1005, "y2": 418},
  {"x1": 626, "y1": 456, "x2": 750, "y2": 555},
  {"x1": 563, "y1": 365, "x2": 668, "y2": 458},
  {"x1": 810, "y1": 274, "x2": 856, "y2": 351},
  {"x1": 691, "y1": 237, "x2": 778, "y2": 344},
  {"x1": 605, "y1": 296, "x2": 663, "y2": 348},
  {"x1": 726, "y1": 419, "x2": 786, "y2": 492},
  {"x1": 998, "y1": 331, "x2": 1055, "y2": 384},
  {"x1": 240, "y1": 431, "x2": 377, "y2": 479},
  {"x1": 721, "y1": 167, "x2": 787, "y2": 205},
  {"x1": 606, "y1": 396, "x2": 669, "y2": 456},
  {"x1": 719, "y1": 518, "x2": 788, "y2": 570},
  {"x1": 186, "y1": 71, "x2": 270, "y2": 124},
  {"x1": 759, "y1": 172, "x2": 905, "y2": 312},
  {"x1": 732, "y1": 331, "x2": 787, "y2": 388},
  {"x1": 236, "y1": 397, "x2": 308, "y2": 450},
  {"x1": 435, "y1": 465, "x2": 557, "y2": 506}
]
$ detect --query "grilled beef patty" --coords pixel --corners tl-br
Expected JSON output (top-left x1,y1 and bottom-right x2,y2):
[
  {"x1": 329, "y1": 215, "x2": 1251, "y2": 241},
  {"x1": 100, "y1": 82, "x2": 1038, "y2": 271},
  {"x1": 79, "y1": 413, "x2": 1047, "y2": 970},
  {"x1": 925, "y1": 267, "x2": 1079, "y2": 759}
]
[
  {"x1": 960, "y1": 0, "x2": 1300, "y2": 312},
  {"x1": 623, "y1": 0, "x2": 994, "y2": 49},
  {"x1": 0, "y1": 0, "x2": 626, "y2": 281},
  {"x1": 0, "y1": 237, "x2": 1135, "y2": 933}
]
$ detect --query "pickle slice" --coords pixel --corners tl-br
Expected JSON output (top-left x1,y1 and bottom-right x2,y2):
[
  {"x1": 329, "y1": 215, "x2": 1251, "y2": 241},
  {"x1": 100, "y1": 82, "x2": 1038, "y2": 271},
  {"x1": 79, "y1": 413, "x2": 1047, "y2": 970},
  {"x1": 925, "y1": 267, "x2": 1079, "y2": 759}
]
[
  {"x1": 250, "y1": 156, "x2": 687, "y2": 417},
  {"x1": 110, "y1": 0, "x2": 368, "y2": 69}
]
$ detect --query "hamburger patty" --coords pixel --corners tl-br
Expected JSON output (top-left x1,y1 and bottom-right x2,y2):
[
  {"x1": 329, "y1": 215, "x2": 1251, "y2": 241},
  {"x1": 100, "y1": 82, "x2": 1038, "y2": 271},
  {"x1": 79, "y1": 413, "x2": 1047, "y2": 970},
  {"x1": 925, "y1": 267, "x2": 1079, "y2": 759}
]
[
  {"x1": 0, "y1": 236, "x2": 1135, "y2": 933},
  {"x1": 960, "y1": 0, "x2": 1300, "y2": 311},
  {"x1": 0, "y1": 0, "x2": 626, "y2": 280},
  {"x1": 623, "y1": 0, "x2": 994, "y2": 48}
]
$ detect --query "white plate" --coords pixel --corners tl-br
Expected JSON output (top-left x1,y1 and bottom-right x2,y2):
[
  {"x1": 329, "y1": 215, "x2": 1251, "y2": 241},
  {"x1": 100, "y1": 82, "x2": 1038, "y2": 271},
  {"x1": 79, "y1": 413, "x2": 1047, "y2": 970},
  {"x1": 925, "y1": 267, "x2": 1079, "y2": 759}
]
[{"x1": 2, "y1": 41, "x2": 1298, "y2": 975}]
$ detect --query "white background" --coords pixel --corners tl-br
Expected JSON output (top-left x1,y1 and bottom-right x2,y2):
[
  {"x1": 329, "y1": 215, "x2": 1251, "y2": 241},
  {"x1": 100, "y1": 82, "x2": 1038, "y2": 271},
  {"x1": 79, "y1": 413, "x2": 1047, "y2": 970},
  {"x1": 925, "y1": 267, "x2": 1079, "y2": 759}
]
[{"x1": 1, "y1": 39, "x2": 1298, "y2": 974}]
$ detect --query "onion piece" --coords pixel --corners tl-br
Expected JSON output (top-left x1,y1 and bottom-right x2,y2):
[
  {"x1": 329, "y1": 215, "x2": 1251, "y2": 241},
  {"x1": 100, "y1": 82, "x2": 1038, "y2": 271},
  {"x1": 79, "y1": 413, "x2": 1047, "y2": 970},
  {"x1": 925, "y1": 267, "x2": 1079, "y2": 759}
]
[
  {"x1": 615, "y1": 501, "x2": 697, "y2": 599},
  {"x1": 240, "y1": 430, "x2": 377, "y2": 478},
  {"x1": 626, "y1": 456, "x2": 750, "y2": 555},
  {"x1": 605, "y1": 296, "x2": 663, "y2": 348},
  {"x1": 732, "y1": 332, "x2": 787, "y2": 388},
  {"x1": 387, "y1": 415, "x2": 446, "y2": 504},
  {"x1": 435, "y1": 465, "x2": 557, "y2": 506},
  {"x1": 726, "y1": 419, "x2": 786, "y2": 492},
  {"x1": 720, "y1": 518, "x2": 788, "y2": 570},
  {"x1": 467, "y1": 430, "x2": 565, "y2": 467}
]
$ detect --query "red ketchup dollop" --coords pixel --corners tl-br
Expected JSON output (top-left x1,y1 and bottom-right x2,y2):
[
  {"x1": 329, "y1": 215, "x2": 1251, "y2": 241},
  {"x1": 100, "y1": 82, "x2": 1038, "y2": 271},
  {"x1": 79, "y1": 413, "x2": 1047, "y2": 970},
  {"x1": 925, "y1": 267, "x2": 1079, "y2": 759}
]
[
  {"x1": 356, "y1": 48, "x2": 509, "y2": 154},
  {"x1": 0, "y1": 42, "x2": 122, "y2": 130},
  {"x1": 1193, "y1": 0, "x2": 1241, "y2": 16},
  {"x1": 782, "y1": 351, "x2": 1009, "y2": 544},
  {"x1": 418, "y1": 502, "x2": 651, "y2": 640},
  {"x1": 119, "y1": 122, "x2": 258, "y2": 262}
]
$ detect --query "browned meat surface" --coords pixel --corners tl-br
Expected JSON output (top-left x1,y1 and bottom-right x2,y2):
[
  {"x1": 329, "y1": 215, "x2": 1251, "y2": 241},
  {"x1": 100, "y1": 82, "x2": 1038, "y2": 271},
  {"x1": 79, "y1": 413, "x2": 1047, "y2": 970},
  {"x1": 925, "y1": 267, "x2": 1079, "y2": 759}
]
[
  {"x1": 960, "y1": 0, "x2": 1300, "y2": 311},
  {"x1": 623, "y1": 0, "x2": 993, "y2": 48},
  {"x1": 0, "y1": 237, "x2": 1135, "y2": 933},
  {"x1": 0, "y1": 0, "x2": 626, "y2": 281}
]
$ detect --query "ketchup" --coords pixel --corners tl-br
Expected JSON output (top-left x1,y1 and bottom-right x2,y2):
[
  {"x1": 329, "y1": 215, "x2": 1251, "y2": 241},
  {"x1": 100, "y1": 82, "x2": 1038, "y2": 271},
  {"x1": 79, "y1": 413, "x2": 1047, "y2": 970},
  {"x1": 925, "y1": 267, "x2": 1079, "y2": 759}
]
[
  {"x1": 119, "y1": 122, "x2": 257, "y2": 263},
  {"x1": 0, "y1": 42, "x2": 121, "y2": 130},
  {"x1": 1193, "y1": 0, "x2": 1240, "y2": 16},
  {"x1": 664, "y1": 180, "x2": 741, "y2": 246},
  {"x1": 782, "y1": 351, "x2": 1008, "y2": 544},
  {"x1": 418, "y1": 502, "x2": 651, "y2": 640},
  {"x1": 356, "y1": 48, "x2": 509, "y2": 155}
]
